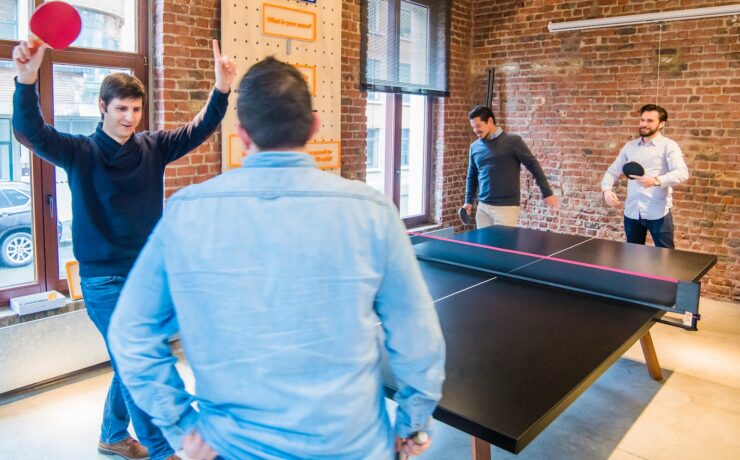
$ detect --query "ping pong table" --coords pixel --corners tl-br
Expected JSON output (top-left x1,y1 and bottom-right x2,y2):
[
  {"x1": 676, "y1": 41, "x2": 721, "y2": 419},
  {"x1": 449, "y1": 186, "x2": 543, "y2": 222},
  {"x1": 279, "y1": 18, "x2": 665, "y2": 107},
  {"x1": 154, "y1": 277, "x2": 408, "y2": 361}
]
[{"x1": 385, "y1": 225, "x2": 716, "y2": 459}]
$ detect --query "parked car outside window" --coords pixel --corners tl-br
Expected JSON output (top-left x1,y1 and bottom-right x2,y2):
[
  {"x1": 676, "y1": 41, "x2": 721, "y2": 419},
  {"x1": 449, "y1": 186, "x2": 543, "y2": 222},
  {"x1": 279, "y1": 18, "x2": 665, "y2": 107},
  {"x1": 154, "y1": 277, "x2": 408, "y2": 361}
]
[{"x1": 0, "y1": 181, "x2": 62, "y2": 267}]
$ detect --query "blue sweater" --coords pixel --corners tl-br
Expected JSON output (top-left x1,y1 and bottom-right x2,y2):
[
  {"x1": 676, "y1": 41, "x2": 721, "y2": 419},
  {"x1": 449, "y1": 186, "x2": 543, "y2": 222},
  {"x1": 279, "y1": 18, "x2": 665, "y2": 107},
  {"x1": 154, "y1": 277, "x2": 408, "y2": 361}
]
[
  {"x1": 465, "y1": 132, "x2": 553, "y2": 206},
  {"x1": 12, "y1": 80, "x2": 229, "y2": 277}
]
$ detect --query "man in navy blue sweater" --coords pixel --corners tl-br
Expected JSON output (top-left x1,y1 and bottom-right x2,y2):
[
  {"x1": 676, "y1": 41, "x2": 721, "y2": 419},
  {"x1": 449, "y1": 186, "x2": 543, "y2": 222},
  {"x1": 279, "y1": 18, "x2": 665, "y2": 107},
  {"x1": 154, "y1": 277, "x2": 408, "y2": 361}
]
[
  {"x1": 462, "y1": 106, "x2": 558, "y2": 228},
  {"x1": 12, "y1": 39, "x2": 236, "y2": 460}
]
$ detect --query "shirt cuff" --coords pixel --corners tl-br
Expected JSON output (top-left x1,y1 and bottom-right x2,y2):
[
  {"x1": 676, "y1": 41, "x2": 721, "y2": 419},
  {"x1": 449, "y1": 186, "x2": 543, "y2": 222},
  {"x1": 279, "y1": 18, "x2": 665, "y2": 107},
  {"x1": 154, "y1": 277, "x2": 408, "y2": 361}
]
[
  {"x1": 159, "y1": 405, "x2": 200, "y2": 451},
  {"x1": 394, "y1": 410, "x2": 434, "y2": 439},
  {"x1": 212, "y1": 87, "x2": 231, "y2": 97}
]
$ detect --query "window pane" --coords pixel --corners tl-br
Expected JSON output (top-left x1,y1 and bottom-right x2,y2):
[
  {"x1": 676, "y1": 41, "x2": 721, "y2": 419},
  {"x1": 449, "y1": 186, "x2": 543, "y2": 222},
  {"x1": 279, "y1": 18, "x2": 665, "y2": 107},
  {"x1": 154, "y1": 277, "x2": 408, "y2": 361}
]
[
  {"x1": 401, "y1": 128, "x2": 409, "y2": 167},
  {"x1": 53, "y1": 64, "x2": 130, "y2": 278},
  {"x1": 399, "y1": 95, "x2": 426, "y2": 218},
  {"x1": 365, "y1": 92, "x2": 387, "y2": 195},
  {"x1": 0, "y1": 0, "x2": 22, "y2": 41},
  {"x1": 4, "y1": 188, "x2": 29, "y2": 206},
  {"x1": 366, "y1": 128, "x2": 379, "y2": 168},
  {"x1": 399, "y1": 0, "x2": 428, "y2": 87},
  {"x1": 53, "y1": 0, "x2": 137, "y2": 52},
  {"x1": 0, "y1": 59, "x2": 36, "y2": 286}
]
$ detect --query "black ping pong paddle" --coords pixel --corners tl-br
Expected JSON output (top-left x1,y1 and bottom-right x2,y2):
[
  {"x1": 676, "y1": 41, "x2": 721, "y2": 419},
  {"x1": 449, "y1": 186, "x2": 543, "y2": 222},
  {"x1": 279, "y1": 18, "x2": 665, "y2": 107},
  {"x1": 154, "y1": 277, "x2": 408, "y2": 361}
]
[
  {"x1": 458, "y1": 207, "x2": 470, "y2": 225},
  {"x1": 622, "y1": 161, "x2": 645, "y2": 179}
]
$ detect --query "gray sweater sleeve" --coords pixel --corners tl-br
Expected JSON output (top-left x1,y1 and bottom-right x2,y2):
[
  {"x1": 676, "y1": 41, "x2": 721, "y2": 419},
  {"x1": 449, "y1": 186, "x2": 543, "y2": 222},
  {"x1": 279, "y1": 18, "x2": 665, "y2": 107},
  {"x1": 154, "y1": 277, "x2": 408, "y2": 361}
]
[{"x1": 512, "y1": 136, "x2": 553, "y2": 198}]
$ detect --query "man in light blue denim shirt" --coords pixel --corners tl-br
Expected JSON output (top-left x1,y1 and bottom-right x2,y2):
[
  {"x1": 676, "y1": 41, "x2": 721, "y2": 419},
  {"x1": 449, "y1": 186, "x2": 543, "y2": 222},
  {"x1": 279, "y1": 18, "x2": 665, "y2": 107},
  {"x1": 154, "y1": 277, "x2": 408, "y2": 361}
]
[{"x1": 109, "y1": 57, "x2": 445, "y2": 460}]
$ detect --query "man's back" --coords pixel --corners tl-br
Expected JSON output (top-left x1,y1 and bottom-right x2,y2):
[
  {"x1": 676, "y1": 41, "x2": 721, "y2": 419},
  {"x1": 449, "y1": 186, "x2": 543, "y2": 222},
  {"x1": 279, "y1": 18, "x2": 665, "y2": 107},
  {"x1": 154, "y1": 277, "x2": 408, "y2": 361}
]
[{"x1": 140, "y1": 151, "x2": 442, "y2": 459}]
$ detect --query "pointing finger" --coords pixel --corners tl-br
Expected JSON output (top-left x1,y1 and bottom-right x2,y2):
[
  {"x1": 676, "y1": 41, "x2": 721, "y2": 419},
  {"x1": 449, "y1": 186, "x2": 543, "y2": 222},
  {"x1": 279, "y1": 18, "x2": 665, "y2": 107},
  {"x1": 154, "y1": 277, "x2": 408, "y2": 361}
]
[{"x1": 212, "y1": 39, "x2": 221, "y2": 60}]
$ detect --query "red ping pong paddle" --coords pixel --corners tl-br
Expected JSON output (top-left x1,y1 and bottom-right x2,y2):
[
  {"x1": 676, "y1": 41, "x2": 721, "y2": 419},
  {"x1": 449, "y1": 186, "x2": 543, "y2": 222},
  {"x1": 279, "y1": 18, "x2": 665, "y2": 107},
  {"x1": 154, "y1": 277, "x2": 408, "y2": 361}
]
[{"x1": 29, "y1": 2, "x2": 82, "y2": 50}]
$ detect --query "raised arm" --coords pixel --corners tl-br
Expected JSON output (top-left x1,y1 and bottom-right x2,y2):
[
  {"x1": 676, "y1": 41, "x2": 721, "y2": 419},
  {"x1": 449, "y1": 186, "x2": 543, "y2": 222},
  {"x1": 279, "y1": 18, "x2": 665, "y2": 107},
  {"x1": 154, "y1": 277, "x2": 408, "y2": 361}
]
[
  {"x1": 157, "y1": 40, "x2": 236, "y2": 164},
  {"x1": 12, "y1": 42, "x2": 80, "y2": 169}
]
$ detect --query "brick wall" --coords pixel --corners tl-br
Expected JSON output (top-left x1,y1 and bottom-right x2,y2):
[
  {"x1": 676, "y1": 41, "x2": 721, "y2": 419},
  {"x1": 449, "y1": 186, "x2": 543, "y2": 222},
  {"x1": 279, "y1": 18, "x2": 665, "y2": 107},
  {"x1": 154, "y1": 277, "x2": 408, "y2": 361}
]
[
  {"x1": 465, "y1": 0, "x2": 739, "y2": 301},
  {"x1": 153, "y1": 0, "x2": 223, "y2": 198},
  {"x1": 340, "y1": 0, "x2": 367, "y2": 182}
]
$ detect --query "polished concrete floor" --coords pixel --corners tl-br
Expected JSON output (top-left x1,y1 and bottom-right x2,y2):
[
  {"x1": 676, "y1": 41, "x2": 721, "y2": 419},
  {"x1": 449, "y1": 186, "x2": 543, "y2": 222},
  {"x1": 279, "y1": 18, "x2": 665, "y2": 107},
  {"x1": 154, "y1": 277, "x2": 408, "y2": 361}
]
[{"x1": 0, "y1": 297, "x2": 738, "y2": 459}]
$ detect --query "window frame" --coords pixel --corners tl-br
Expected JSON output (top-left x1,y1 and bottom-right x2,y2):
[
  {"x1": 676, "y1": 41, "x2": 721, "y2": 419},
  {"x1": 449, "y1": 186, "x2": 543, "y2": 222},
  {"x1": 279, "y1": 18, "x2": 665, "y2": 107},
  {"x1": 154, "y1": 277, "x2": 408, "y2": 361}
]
[
  {"x1": 368, "y1": 92, "x2": 432, "y2": 227},
  {"x1": 0, "y1": 0, "x2": 149, "y2": 306}
]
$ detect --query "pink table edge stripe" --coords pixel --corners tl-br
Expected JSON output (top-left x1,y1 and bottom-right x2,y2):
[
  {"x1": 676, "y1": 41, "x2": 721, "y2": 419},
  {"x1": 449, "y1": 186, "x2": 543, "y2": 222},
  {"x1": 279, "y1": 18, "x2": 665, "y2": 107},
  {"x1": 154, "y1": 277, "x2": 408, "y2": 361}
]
[{"x1": 409, "y1": 232, "x2": 679, "y2": 284}]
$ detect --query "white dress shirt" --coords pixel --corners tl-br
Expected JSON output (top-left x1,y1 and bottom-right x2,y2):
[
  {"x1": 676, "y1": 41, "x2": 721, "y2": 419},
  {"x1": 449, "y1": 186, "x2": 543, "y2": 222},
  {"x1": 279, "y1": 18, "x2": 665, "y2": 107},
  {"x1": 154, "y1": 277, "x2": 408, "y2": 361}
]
[{"x1": 601, "y1": 133, "x2": 689, "y2": 220}]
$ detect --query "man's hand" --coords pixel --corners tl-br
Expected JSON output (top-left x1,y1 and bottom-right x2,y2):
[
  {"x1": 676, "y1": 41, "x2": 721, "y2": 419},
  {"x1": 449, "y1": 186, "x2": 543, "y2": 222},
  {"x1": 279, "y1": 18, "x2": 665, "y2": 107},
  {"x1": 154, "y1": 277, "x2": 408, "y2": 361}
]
[
  {"x1": 463, "y1": 203, "x2": 473, "y2": 215},
  {"x1": 183, "y1": 430, "x2": 219, "y2": 460},
  {"x1": 395, "y1": 433, "x2": 432, "y2": 458},
  {"x1": 603, "y1": 190, "x2": 621, "y2": 208},
  {"x1": 12, "y1": 41, "x2": 48, "y2": 84},
  {"x1": 632, "y1": 175, "x2": 658, "y2": 188},
  {"x1": 544, "y1": 195, "x2": 558, "y2": 209},
  {"x1": 212, "y1": 39, "x2": 237, "y2": 94}
]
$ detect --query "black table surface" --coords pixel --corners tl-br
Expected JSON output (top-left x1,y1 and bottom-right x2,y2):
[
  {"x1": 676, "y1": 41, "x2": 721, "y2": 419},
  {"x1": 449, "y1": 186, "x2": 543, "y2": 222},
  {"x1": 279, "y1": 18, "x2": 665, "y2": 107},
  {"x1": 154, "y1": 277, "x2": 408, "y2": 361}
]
[{"x1": 384, "y1": 226, "x2": 717, "y2": 453}]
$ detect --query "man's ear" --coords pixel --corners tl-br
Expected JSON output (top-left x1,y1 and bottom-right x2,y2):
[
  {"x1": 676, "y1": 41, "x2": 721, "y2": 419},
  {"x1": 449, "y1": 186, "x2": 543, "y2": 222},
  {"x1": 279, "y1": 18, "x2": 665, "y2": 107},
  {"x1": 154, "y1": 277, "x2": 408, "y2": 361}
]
[
  {"x1": 308, "y1": 112, "x2": 320, "y2": 141},
  {"x1": 237, "y1": 123, "x2": 253, "y2": 153},
  {"x1": 99, "y1": 99, "x2": 107, "y2": 119}
]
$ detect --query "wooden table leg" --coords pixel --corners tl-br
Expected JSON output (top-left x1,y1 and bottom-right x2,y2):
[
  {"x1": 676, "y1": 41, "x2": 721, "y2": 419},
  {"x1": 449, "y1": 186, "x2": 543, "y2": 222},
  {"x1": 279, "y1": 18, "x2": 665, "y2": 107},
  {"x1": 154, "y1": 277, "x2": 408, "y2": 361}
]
[
  {"x1": 640, "y1": 330, "x2": 663, "y2": 380},
  {"x1": 471, "y1": 436, "x2": 491, "y2": 460}
]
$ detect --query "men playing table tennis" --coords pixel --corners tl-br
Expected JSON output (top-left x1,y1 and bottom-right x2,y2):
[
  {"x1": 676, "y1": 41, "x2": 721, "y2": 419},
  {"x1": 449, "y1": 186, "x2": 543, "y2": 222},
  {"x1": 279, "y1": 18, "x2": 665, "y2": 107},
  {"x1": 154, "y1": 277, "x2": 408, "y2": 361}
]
[
  {"x1": 601, "y1": 104, "x2": 689, "y2": 248},
  {"x1": 12, "y1": 39, "x2": 235, "y2": 460},
  {"x1": 108, "y1": 57, "x2": 445, "y2": 459}
]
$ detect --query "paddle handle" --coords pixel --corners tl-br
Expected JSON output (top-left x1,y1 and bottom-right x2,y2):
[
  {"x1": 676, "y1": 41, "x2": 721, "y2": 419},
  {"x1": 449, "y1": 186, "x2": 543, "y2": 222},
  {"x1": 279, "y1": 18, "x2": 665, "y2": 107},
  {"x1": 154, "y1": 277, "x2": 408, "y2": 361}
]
[
  {"x1": 27, "y1": 33, "x2": 44, "y2": 51},
  {"x1": 396, "y1": 431, "x2": 429, "y2": 460}
]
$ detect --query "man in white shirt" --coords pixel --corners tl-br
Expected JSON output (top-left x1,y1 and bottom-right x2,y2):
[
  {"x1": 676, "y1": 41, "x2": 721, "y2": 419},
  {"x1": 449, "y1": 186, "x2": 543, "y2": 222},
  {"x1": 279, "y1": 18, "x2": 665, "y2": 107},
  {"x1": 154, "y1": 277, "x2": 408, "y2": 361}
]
[{"x1": 601, "y1": 104, "x2": 689, "y2": 249}]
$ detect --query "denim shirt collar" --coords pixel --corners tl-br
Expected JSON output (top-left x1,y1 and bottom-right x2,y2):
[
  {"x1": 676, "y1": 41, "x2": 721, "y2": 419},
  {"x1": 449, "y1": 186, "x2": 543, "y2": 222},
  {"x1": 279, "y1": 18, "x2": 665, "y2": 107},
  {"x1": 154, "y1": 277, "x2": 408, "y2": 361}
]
[{"x1": 241, "y1": 151, "x2": 317, "y2": 169}]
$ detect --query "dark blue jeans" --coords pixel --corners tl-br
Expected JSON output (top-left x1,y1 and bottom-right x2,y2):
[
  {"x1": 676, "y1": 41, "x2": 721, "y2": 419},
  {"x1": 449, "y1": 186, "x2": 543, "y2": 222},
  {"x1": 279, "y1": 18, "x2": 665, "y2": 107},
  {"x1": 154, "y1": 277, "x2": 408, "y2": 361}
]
[
  {"x1": 81, "y1": 275, "x2": 175, "y2": 460},
  {"x1": 624, "y1": 211, "x2": 675, "y2": 249}
]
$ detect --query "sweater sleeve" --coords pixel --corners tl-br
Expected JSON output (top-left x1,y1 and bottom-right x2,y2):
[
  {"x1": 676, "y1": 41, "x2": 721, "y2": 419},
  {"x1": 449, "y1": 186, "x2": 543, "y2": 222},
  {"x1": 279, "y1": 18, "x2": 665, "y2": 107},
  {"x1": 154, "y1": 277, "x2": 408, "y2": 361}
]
[
  {"x1": 155, "y1": 89, "x2": 230, "y2": 165},
  {"x1": 12, "y1": 79, "x2": 82, "y2": 170},
  {"x1": 513, "y1": 136, "x2": 553, "y2": 198},
  {"x1": 464, "y1": 145, "x2": 479, "y2": 204}
]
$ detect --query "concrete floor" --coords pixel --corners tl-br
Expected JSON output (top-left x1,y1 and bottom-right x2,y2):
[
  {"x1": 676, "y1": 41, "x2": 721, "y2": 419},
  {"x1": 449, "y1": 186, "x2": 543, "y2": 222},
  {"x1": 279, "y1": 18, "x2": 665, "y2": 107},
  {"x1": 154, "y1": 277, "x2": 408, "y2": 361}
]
[{"x1": 0, "y1": 297, "x2": 738, "y2": 459}]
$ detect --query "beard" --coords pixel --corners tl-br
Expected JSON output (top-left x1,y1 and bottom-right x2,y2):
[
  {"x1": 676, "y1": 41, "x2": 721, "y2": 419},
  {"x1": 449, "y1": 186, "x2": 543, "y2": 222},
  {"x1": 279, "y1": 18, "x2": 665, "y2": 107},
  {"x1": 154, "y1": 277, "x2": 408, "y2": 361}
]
[{"x1": 639, "y1": 126, "x2": 658, "y2": 138}]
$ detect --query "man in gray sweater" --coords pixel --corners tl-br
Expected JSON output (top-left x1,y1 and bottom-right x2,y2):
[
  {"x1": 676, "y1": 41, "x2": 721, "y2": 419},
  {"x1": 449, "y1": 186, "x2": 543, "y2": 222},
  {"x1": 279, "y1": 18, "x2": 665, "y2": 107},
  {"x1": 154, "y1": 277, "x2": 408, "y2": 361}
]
[{"x1": 462, "y1": 106, "x2": 558, "y2": 227}]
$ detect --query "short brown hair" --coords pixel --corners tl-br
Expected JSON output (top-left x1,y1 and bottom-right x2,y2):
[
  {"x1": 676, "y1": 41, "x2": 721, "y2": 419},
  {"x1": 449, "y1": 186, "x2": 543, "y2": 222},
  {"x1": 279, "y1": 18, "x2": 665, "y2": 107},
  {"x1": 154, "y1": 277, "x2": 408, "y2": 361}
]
[
  {"x1": 99, "y1": 73, "x2": 146, "y2": 108},
  {"x1": 640, "y1": 104, "x2": 668, "y2": 123}
]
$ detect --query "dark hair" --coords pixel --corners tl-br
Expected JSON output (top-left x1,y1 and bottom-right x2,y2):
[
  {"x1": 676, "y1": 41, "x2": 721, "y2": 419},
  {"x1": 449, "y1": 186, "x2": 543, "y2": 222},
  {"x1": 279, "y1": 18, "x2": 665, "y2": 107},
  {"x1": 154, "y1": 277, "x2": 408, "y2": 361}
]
[
  {"x1": 99, "y1": 73, "x2": 146, "y2": 108},
  {"x1": 237, "y1": 57, "x2": 314, "y2": 150},
  {"x1": 468, "y1": 106, "x2": 495, "y2": 124},
  {"x1": 640, "y1": 104, "x2": 668, "y2": 123}
]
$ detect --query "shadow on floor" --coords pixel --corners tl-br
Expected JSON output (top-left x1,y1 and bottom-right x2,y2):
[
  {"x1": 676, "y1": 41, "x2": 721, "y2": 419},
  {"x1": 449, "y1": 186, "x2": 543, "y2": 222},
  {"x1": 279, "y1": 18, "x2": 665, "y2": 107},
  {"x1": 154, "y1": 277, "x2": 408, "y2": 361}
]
[{"x1": 414, "y1": 357, "x2": 672, "y2": 460}]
